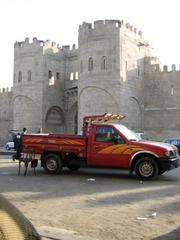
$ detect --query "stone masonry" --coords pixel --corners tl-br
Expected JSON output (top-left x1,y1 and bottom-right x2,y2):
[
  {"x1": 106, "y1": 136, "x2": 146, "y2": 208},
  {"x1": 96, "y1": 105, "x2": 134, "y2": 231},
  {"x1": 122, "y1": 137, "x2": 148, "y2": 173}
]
[{"x1": 0, "y1": 19, "x2": 179, "y2": 145}]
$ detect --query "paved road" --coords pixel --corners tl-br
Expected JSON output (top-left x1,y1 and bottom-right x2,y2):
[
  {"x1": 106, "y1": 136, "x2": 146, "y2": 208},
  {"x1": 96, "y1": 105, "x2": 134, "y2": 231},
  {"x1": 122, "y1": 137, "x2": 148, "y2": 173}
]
[{"x1": 0, "y1": 155, "x2": 180, "y2": 240}]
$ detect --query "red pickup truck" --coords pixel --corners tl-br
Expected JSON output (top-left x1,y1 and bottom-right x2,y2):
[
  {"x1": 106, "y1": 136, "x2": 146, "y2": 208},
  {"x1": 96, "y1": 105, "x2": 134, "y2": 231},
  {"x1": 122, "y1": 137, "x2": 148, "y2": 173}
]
[{"x1": 18, "y1": 113, "x2": 180, "y2": 179}]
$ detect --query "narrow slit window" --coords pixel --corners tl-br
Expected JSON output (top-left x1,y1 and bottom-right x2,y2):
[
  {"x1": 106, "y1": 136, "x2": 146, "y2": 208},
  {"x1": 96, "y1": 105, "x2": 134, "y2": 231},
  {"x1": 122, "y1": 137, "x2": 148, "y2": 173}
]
[
  {"x1": 101, "y1": 56, "x2": 107, "y2": 70},
  {"x1": 171, "y1": 85, "x2": 174, "y2": 95},
  {"x1": 88, "y1": 57, "x2": 93, "y2": 71},
  {"x1": 48, "y1": 70, "x2": 52, "y2": 79},
  {"x1": 28, "y1": 70, "x2": 32, "y2": 81},
  {"x1": 18, "y1": 71, "x2": 22, "y2": 82},
  {"x1": 56, "y1": 72, "x2": 60, "y2": 80}
]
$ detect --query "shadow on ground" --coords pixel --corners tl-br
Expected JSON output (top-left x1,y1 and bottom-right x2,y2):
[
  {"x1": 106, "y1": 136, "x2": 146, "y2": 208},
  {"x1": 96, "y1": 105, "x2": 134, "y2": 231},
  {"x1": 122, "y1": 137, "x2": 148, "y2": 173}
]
[{"x1": 152, "y1": 227, "x2": 180, "y2": 240}]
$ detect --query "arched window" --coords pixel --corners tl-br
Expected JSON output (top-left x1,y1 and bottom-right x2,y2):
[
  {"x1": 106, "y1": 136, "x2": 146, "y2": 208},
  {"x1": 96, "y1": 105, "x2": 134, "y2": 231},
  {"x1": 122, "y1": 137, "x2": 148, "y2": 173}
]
[
  {"x1": 48, "y1": 70, "x2": 55, "y2": 85},
  {"x1": 88, "y1": 57, "x2": 93, "y2": 71},
  {"x1": 70, "y1": 72, "x2": 74, "y2": 80},
  {"x1": 18, "y1": 71, "x2": 22, "y2": 82},
  {"x1": 75, "y1": 72, "x2": 78, "y2": 80},
  {"x1": 28, "y1": 70, "x2": 32, "y2": 81},
  {"x1": 101, "y1": 56, "x2": 107, "y2": 70}
]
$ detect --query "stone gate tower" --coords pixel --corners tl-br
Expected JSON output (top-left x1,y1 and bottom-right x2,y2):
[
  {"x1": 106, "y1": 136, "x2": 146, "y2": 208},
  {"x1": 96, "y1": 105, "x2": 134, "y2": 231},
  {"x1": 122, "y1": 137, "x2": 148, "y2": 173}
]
[
  {"x1": 13, "y1": 38, "x2": 44, "y2": 132},
  {"x1": 78, "y1": 20, "x2": 152, "y2": 132},
  {"x1": 13, "y1": 37, "x2": 78, "y2": 135}
]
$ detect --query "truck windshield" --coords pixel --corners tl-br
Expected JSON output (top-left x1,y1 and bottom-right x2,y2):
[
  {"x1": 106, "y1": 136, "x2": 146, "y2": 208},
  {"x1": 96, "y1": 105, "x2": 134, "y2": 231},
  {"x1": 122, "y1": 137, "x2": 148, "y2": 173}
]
[{"x1": 115, "y1": 124, "x2": 139, "y2": 141}]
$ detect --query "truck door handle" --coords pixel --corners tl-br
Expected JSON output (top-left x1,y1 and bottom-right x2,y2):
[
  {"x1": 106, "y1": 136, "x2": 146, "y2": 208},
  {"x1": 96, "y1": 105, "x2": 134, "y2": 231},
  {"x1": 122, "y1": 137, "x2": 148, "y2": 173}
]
[{"x1": 95, "y1": 146, "x2": 99, "y2": 150}]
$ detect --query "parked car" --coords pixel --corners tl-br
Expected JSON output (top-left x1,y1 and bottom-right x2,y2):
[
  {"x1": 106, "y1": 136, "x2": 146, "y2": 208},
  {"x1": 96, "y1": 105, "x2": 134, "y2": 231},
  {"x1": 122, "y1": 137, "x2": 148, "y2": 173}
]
[
  {"x1": 5, "y1": 141, "x2": 14, "y2": 150},
  {"x1": 164, "y1": 138, "x2": 180, "y2": 154}
]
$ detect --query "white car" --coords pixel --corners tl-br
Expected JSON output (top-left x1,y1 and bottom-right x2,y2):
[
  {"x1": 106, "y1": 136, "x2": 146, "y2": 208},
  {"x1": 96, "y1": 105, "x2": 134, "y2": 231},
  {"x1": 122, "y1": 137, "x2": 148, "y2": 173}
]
[{"x1": 5, "y1": 141, "x2": 14, "y2": 150}]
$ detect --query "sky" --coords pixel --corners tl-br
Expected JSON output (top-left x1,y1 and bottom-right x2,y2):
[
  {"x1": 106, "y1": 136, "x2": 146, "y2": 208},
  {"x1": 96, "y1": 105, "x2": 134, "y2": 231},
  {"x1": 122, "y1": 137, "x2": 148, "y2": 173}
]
[{"x1": 0, "y1": 0, "x2": 180, "y2": 88}]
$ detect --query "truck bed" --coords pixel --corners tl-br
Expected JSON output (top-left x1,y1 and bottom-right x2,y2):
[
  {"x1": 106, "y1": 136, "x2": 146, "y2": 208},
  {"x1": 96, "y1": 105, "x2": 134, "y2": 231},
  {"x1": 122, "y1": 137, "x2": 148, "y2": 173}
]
[{"x1": 21, "y1": 133, "x2": 86, "y2": 157}]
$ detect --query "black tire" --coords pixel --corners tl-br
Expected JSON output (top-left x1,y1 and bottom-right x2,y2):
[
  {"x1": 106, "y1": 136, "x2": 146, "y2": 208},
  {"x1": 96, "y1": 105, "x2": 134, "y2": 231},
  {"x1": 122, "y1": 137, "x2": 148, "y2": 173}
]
[
  {"x1": 135, "y1": 157, "x2": 158, "y2": 180},
  {"x1": 43, "y1": 153, "x2": 62, "y2": 174},
  {"x1": 67, "y1": 164, "x2": 80, "y2": 171},
  {"x1": 6, "y1": 145, "x2": 10, "y2": 151}
]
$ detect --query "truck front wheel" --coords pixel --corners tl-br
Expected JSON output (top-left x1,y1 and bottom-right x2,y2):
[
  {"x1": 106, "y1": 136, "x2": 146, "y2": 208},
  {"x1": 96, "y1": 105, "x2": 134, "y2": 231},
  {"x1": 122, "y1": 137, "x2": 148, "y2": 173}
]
[
  {"x1": 44, "y1": 153, "x2": 62, "y2": 174},
  {"x1": 135, "y1": 157, "x2": 158, "y2": 180}
]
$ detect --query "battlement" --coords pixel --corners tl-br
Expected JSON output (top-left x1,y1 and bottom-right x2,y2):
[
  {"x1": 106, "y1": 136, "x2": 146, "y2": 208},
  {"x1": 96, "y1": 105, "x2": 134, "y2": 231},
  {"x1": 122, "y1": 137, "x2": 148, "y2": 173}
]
[
  {"x1": 150, "y1": 62, "x2": 180, "y2": 74},
  {"x1": 0, "y1": 87, "x2": 12, "y2": 93},
  {"x1": 15, "y1": 37, "x2": 78, "y2": 56},
  {"x1": 15, "y1": 37, "x2": 62, "y2": 55},
  {"x1": 79, "y1": 19, "x2": 120, "y2": 33},
  {"x1": 120, "y1": 20, "x2": 143, "y2": 36},
  {"x1": 14, "y1": 37, "x2": 44, "y2": 48},
  {"x1": 61, "y1": 44, "x2": 78, "y2": 52},
  {"x1": 161, "y1": 64, "x2": 180, "y2": 73},
  {"x1": 43, "y1": 39, "x2": 61, "y2": 54},
  {"x1": 79, "y1": 19, "x2": 143, "y2": 38}
]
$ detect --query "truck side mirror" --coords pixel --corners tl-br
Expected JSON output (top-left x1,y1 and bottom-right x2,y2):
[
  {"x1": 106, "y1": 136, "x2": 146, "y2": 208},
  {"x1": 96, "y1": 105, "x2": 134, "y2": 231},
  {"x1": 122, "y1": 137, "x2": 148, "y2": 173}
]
[
  {"x1": 112, "y1": 135, "x2": 119, "y2": 145},
  {"x1": 112, "y1": 135, "x2": 125, "y2": 145}
]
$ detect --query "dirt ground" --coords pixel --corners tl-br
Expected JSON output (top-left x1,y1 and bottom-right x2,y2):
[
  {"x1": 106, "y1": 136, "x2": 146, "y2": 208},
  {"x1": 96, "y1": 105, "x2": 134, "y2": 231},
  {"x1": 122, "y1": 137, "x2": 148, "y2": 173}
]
[{"x1": 0, "y1": 155, "x2": 180, "y2": 240}]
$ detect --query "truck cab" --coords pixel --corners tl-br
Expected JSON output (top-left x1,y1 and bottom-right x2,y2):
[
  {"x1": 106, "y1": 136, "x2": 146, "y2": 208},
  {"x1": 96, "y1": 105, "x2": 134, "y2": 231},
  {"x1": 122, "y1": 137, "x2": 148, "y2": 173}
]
[{"x1": 83, "y1": 115, "x2": 180, "y2": 179}]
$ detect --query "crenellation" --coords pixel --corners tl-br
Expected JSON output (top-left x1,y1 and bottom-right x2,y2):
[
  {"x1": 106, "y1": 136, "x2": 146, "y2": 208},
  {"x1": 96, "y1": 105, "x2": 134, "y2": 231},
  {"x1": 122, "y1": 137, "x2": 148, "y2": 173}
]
[
  {"x1": 120, "y1": 20, "x2": 143, "y2": 38},
  {"x1": 149, "y1": 63, "x2": 180, "y2": 74},
  {"x1": 163, "y1": 65, "x2": 168, "y2": 71},
  {"x1": 80, "y1": 19, "x2": 120, "y2": 32},
  {"x1": 94, "y1": 20, "x2": 105, "y2": 28},
  {"x1": 125, "y1": 22, "x2": 130, "y2": 28},
  {"x1": 25, "y1": 37, "x2": 29, "y2": 43},
  {"x1": 120, "y1": 20, "x2": 124, "y2": 26},
  {"x1": 160, "y1": 64, "x2": 180, "y2": 72},
  {"x1": 149, "y1": 61, "x2": 179, "y2": 73},
  {"x1": 79, "y1": 19, "x2": 144, "y2": 43},
  {"x1": 138, "y1": 30, "x2": 142, "y2": 36},
  {"x1": 61, "y1": 44, "x2": 78, "y2": 56},
  {"x1": 172, "y1": 64, "x2": 176, "y2": 71},
  {"x1": 130, "y1": 25, "x2": 133, "y2": 31},
  {"x1": 81, "y1": 21, "x2": 92, "y2": 30},
  {"x1": 0, "y1": 87, "x2": 12, "y2": 93},
  {"x1": 62, "y1": 45, "x2": 70, "y2": 50},
  {"x1": 104, "y1": 19, "x2": 120, "y2": 27},
  {"x1": 15, "y1": 37, "x2": 45, "y2": 49}
]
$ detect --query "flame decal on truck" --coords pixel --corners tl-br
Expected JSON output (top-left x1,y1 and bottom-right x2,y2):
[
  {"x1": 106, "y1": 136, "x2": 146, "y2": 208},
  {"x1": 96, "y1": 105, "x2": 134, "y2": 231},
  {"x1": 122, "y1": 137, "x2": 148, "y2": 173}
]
[
  {"x1": 23, "y1": 138, "x2": 84, "y2": 145},
  {"x1": 98, "y1": 144, "x2": 143, "y2": 154}
]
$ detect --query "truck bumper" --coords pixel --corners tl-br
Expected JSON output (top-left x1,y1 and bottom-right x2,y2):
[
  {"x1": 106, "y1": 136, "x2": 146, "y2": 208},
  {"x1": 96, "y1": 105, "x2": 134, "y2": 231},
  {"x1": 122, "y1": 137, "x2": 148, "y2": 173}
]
[{"x1": 159, "y1": 157, "x2": 180, "y2": 171}]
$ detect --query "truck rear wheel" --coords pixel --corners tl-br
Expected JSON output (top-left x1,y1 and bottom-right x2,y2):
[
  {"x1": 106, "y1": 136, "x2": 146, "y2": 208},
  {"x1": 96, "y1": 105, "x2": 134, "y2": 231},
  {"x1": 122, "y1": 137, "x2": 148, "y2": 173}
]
[
  {"x1": 44, "y1": 153, "x2": 62, "y2": 174},
  {"x1": 135, "y1": 157, "x2": 158, "y2": 180}
]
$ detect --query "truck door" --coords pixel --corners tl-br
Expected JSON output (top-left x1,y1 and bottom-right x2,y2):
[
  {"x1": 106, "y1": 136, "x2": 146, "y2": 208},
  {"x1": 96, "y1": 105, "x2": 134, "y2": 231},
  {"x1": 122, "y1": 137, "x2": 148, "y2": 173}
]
[{"x1": 88, "y1": 126, "x2": 128, "y2": 167}]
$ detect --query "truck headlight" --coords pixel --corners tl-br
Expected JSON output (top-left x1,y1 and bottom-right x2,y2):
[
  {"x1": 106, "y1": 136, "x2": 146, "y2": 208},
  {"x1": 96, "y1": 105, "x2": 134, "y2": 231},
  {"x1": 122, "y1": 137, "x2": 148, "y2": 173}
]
[
  {"x1": 165, "y1": 150, "x2": 177, "y2": 158},
  {"x1": 165, "y1": 150, "x2": 173, "y2": 158}
]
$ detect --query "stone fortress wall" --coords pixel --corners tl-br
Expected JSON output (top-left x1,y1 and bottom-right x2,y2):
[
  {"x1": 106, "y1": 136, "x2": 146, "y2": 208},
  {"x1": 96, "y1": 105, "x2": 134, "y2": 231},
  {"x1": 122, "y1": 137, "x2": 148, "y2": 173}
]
[
  {"x1": 144, "y1": 57, "x2": 180, "y2": 140},
  {"x1": 0, "y1": 19, "x2": 179, "y2": 145}
]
